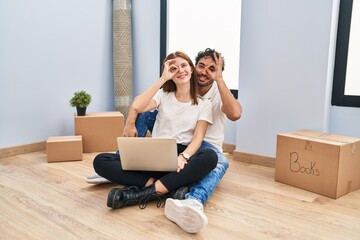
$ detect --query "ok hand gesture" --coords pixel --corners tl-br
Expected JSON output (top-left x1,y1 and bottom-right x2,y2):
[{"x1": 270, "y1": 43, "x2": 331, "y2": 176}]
[
  {"x1": 205, "y1": 53, "x2": 224, "y2": 83},
  {"x1": 161, "y1": 59, "x2": 179, "y2": 81}
]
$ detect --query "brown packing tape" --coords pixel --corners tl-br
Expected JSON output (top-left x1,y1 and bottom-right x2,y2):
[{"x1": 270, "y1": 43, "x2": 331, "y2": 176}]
[
  {"x1": 305, "y1": 141, "x2": 312, "y2": 151},
  {"x1": 352, "y1": 143, "x2": 356, "y2": 154},
  {"x1": 288, "y1": 131, "x2": 358, "y2": 155},
  {"x1": 291, "y1": 131, "x2": 355, "y2": 144},
  {"x1": 347, "y1": 181, "x2": 352, "y2": 193}
]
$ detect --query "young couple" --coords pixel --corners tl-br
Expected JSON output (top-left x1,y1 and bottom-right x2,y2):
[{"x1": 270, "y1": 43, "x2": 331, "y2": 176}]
[{"x1": 91, "y1": 48, "x2": 242, "y2": 233}]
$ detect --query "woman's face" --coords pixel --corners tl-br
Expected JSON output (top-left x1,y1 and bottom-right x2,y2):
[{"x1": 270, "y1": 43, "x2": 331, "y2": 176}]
[{"x1": 170, "y1": 57, "x2": 193, "y2": 85}]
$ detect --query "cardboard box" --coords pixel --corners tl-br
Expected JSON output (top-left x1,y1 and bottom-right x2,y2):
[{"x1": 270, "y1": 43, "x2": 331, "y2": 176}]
[
  {"x1": 74, "y1": 111, "x2": 124, "y2": 153},
  {"x1": 47, "y1": 136, "x2": 83, "y2": 163},
  {"x1": 275, "y1": 130, "x2": 360, "y2": 199}
]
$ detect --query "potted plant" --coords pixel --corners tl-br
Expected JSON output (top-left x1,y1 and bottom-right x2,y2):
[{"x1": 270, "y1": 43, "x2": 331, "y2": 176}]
[{"x1": 69, "y1": 90, "x2": 92, "y2": 116}]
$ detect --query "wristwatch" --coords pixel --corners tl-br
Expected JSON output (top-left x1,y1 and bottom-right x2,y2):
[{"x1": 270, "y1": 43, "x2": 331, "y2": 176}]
[{"x1": 180, "y1": 152, "x2": 190, "y2": 161}]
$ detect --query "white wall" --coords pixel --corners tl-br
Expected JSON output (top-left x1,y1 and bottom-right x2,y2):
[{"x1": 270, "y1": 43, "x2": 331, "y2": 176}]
[
  {"x1": 236, "y1": 0, "x2": 338, "y2": 157},
  {"x1": 0, "y1": 0, "x2": 114, "y2": 148},
  {"x1": 1, "y1": 0, "x2": 359, "y2": 155},
  {"x1": 234, "y1": 0, "x2": 360, "y2": 156},
  {"x1": 131, "y1": 0, "x2": 161, "y2": 97},
  {"x1": 330, "y1": 106, "x2": 360, "y2": 138}
]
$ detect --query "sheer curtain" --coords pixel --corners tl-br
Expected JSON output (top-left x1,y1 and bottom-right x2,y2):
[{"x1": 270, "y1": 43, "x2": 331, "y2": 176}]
[{"x1": 113, "y1": 0, "x2": 132, "y2": 117}]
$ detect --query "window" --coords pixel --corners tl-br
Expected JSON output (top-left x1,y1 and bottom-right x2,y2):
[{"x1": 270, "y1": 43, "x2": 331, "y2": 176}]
[
  {"x1": 332, "y1": 0, "x2": 360, "y2": 107},
  {"x1": 160, "y1": 0, "x2": 242, "y2": 97}
]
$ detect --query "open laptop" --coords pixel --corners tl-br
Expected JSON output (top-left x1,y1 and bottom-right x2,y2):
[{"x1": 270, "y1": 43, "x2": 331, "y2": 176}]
[{"x1": 116, "y1": 137, "x2": 179, "y2": 171}]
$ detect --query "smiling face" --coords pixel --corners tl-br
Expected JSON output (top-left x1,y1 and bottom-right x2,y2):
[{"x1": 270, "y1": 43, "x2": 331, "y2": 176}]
[
  {"x1": 195, "y1": 56, "x2": 216, "y2": 88},
  {"x1": 171, "y1": 57, "x2": 193, "y2": 85},
  {"x1": 161, "y1": 51, "x2": 198, "y2": 104}
]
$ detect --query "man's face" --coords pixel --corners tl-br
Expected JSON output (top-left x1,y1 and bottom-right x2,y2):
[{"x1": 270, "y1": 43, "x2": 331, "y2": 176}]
[{"x1": 195, "y1": 56, "x2": 216, "y2": 88}]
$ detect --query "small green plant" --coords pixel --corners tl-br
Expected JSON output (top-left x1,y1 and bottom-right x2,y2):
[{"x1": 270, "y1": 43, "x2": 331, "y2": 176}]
[{"x1": 69, "y1": 90, "x2": 92, "y2": 108}]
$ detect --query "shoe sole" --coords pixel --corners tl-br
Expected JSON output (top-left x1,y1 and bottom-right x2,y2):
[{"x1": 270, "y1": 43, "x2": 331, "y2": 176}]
[
  {"x1": 86, "y1": 178, "x2": 111, "y2": 184},
  {"x1": 164, "y1": 198, "x2": 208, "y2": 233},
  {"x1": 86, "y1": 175, "x2": 111, "y2": 184}
]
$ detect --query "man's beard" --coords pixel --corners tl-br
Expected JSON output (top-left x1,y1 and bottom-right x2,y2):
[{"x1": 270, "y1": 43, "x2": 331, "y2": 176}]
[
  {"x1": 195, "y1": 72, "x2": 214, "y2": 88},
  {"x1": 197, "y1": 78, "x2": 214, "y2": 88}
]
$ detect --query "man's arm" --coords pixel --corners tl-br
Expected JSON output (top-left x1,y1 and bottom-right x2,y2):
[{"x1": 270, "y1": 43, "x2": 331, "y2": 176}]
[
  {"x1": 217, "y1": 76, "x2": 242, "y2": 121},
  {"x1": 208, "y1": 53, "x2": 242, "y2": 121}
]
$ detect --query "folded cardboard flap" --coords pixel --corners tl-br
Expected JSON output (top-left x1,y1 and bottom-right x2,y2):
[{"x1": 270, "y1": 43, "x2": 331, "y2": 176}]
[{"x1": 288, "y1": 130, "x2": 358, "y2": 146}]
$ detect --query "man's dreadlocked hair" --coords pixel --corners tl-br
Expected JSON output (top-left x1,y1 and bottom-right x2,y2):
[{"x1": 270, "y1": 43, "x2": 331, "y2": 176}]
[{"x1": 195, "y1": 48, "x2": 225, "y2": 71}]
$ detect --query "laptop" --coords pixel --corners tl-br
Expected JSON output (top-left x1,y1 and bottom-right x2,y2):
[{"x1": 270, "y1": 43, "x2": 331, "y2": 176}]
[{"x1": 116, "y1": 137, "x2": 179, "y2": 171}]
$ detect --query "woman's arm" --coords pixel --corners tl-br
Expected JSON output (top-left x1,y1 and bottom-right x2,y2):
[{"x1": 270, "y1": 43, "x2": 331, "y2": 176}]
[
  {"x1": 132, "y1": 59, "x2": 178, "y2": 114},
  {"x1": 122, "y1": 106, "x2": 140, "y2": 137},
  {"x1": 177, "y1": 120, "x2": 208, "y2": 172}
]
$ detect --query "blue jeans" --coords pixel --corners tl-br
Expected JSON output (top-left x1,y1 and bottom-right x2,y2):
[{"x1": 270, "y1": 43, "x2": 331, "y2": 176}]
[{"x1": 135, "y1": 111, "x2": 229, "y2": 204}]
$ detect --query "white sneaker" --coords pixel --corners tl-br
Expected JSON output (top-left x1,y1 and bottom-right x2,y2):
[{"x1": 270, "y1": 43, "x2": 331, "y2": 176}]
[
  {"x1": 86, "y1": 174, "x2": 111, "y2": 184},
  {"x1": 164, "y1": 198, "x2": 208, "y2": 233}
]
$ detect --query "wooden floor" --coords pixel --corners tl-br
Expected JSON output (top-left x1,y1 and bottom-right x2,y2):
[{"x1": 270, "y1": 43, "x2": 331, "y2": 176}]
[{"x1": 1, "y1": 151, "x2": 360, "y2": 240}]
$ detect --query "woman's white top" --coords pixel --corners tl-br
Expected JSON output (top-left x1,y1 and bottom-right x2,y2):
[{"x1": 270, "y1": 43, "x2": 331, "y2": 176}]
[{"x1": 152, "y1": 89, "x2": 212, "y2": 145}]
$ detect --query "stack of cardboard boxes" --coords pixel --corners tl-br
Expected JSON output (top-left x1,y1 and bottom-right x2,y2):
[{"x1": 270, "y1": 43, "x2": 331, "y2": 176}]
[{"x1": 46, "y1": 111, "x2": 124, "y2": 163}]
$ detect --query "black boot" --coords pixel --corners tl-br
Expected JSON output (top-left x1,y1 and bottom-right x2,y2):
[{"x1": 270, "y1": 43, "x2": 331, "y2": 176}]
[
  {"x1": 167, "y1": 186, "x2": 189, "y2": 200},
  {"x1": 107, "y1": 184, "x2": 162, "y2": 209}
]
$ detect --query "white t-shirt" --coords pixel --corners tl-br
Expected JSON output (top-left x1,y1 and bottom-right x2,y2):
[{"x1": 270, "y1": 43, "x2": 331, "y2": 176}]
[
  {"x1": 201, "y1": 82, "x2": 226, "y2": 151},
  {"x1": 152, "y1": 89, "x2": 212, "y2": 145}
]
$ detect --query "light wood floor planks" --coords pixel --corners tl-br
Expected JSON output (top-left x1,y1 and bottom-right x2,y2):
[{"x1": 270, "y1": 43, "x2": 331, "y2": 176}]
[{"x1": 1, "y1": 151, "x2": 360, "y2": 240}]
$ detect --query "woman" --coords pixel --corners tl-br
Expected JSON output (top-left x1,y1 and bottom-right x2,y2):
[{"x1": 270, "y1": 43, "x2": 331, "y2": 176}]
[{"x1": 93, "y1": 51, "x2": 218, "y2": 209}]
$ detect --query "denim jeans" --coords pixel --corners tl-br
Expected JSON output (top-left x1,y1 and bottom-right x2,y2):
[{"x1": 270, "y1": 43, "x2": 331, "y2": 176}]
[
  {"x1": 135, "y1": 111, "x2": 229, "y2": 204},
  {"x1": 185, "y1": 141, "x2": 229, "y2": 204},
  {"x1": 135, "y1": 110, "x2": 157, "y2": 138}
]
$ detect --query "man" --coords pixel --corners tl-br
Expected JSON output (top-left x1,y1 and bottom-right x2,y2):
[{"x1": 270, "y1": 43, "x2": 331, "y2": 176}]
[{"x1": 123, "y1": 48, "x2": 242, "y2": 233}]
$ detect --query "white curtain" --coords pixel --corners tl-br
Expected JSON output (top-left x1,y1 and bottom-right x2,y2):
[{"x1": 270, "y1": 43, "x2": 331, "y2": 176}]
[{"x1": 113, "y1": 0, "x2": 132, "y2": 117}]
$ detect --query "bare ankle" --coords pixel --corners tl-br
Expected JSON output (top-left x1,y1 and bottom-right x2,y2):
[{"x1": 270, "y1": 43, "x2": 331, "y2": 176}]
[
  {"x1": 154, "y1": 180, "x2": 168, "y2": 194},
  {"x1": 145, "y1": 178, "x2": 155, "y2": 187}
]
